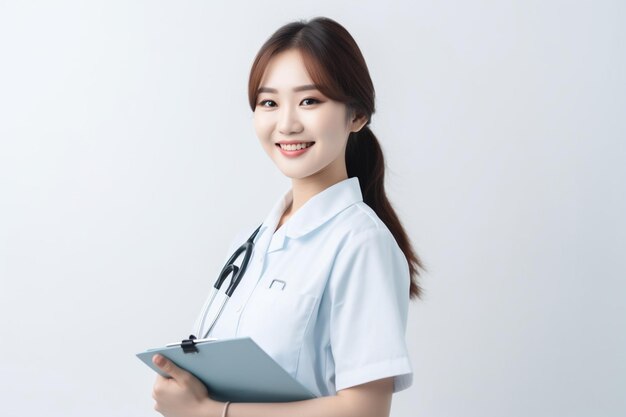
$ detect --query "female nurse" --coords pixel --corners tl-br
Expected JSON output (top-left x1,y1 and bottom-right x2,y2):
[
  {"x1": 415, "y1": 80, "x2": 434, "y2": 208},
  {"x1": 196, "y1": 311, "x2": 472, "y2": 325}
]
[{"x1": 150, "y1": 16, "x2": 424, "y2": 417}]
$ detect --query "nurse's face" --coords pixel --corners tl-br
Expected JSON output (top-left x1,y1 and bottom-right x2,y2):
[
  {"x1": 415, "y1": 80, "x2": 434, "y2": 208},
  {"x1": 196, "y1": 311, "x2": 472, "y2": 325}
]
[{"x1": 253, "y1": 49, "x2": 365, "y2": 181}]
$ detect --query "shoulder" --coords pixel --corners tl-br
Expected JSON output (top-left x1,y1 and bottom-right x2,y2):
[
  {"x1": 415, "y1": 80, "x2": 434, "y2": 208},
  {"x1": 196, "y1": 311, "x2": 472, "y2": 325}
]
[
  {"x1": 327, "y1": 201, "x2": 400, "y2": 254},
  {"x1": 331, "y1": 200, "x2": 409, "y2": 266},
  {"x1": 320, "y1": 203, "x2": 409, "y2": 296}
]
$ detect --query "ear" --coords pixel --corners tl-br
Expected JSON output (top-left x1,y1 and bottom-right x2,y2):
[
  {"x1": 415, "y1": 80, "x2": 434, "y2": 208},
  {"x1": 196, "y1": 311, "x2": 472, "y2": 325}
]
[{"x1": 349, "y1": 113, "x2": 369, "y2": 133}]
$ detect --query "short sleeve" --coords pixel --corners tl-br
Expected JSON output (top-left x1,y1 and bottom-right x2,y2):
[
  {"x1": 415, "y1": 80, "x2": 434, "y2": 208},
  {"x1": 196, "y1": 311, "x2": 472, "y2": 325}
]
[{"x1": 328, "y1": 226, "x2": 413, "y2": 393}]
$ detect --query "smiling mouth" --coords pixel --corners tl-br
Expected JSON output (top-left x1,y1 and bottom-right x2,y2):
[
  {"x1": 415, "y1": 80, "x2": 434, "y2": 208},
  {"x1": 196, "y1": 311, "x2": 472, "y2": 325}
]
[{"x1": 276, "y1": 142, "x2": 315, "y2": 151}]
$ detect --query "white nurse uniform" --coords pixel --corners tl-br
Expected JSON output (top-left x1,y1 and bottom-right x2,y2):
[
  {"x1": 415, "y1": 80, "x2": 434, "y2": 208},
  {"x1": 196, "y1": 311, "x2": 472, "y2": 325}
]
[{"x1": 192, "y1": 176, "x2": 413, "y2": 397}]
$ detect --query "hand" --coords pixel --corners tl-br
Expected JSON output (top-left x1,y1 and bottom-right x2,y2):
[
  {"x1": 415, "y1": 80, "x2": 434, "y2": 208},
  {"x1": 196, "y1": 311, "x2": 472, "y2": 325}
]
[{"x1": 152, "y1": 354, "x2": 223, "y2": 417}]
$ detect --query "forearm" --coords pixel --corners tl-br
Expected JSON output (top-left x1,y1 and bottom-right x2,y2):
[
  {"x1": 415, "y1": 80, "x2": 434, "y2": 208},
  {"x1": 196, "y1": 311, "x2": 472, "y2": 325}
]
[
  {"x1": 206, "y1": 378, "x2": 393, "y2": 417},
  {"x1": 223, "y1": 396, "x2": 387, "y2": 417},
  {"x1": 152, "y1": 353, "x2": 394, "y2": 417}
]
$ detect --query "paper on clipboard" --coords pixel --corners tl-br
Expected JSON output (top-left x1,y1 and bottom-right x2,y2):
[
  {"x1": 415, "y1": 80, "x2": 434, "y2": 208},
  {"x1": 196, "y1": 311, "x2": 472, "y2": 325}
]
[{"x1": 136, "y1": 336, "x2": 316, "y2": 403}]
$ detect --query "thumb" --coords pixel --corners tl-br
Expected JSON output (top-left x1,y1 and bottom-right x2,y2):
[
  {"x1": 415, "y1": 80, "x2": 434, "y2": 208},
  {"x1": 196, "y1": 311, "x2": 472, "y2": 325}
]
[{"x1": 152, "y1": 354, "x2": 186, "y2": 380}]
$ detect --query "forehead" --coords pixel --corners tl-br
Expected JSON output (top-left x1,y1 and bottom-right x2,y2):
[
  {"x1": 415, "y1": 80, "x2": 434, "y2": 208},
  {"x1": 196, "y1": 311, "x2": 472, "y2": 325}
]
[{"x1": 259, "y1": 49, "x2": 313, "y2": 88}]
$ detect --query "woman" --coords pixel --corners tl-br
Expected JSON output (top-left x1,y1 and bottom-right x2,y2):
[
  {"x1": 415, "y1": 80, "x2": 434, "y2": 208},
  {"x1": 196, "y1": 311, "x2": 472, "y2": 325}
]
[{"x1": 151, "y1": 16, "x2": 424, "y2": 417}]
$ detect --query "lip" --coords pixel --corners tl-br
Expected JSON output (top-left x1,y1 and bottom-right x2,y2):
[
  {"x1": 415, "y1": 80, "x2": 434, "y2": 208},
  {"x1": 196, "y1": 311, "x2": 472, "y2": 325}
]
[
  {"x1": 276, "y1": 140, "x2": 315, "y2": 145},
  {"x1": 275, "y1": 141, "x2": 315, "y2": 158}
]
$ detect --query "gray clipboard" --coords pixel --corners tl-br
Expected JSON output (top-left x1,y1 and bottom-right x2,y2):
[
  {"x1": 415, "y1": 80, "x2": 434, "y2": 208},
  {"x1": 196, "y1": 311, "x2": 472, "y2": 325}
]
[{"x1": 136, "y1": 337, "x2": 316, "y2": 403}]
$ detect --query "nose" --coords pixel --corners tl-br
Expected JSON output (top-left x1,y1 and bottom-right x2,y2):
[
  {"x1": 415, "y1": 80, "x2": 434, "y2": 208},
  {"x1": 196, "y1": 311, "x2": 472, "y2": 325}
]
[{"x1": 277, "y1": 105, "x2": 303, "y2": 135}]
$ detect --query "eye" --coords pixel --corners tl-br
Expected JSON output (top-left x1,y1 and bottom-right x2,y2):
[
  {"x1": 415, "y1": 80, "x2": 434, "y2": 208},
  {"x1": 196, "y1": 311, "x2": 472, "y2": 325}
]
[
  {"x1": 301, "y1": 98, "x2": 320, "y2": 106},
  {"x1": 257, "y1": 99, "x2": 276, "y2": 108}
]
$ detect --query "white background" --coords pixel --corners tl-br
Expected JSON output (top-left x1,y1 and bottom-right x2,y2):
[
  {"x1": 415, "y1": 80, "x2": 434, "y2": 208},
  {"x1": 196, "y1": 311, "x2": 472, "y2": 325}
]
[{"x1": 1, "y1": 1, "x2": 624, "y2": 416}]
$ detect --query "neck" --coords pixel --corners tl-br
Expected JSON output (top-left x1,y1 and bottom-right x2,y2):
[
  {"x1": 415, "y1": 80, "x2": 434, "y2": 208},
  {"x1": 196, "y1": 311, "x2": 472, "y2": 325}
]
[{"x1": 287, "y1": 164, "x2": 348, "y2": 217}]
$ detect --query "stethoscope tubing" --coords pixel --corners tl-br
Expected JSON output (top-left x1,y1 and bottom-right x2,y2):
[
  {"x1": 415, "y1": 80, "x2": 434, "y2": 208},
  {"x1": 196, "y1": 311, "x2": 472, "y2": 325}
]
[{"x1": 195, "y1": 224, "x2": 262, "y2": 339}]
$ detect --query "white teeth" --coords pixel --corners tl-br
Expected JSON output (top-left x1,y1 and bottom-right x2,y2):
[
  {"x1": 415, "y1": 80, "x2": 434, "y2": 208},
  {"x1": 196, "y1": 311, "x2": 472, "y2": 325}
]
[{"x1": 279, "y1": 142, "x2": 314, "y2": 151}]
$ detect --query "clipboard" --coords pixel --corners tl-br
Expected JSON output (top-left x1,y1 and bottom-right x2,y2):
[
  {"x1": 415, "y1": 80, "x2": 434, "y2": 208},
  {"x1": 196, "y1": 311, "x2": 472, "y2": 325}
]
[{"x1": 136, "y1": 336, "x2": 317, "y2": 403}]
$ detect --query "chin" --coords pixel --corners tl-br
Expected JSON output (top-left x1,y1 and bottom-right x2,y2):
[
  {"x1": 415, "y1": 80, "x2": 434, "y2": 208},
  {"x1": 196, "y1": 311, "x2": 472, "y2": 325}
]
[
  {"x1": 276, "y1": 166, "x2": 317, "y2": 180},
  {"x1": 280, "y1": 171, "x2": 313, "y2": 180}
]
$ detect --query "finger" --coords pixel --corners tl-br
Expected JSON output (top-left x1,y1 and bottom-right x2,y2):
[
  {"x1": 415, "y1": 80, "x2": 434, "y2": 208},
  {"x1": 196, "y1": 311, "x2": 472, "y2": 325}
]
[{"x1": 152, "y1": 354, "x2": 188, "y2": 380}]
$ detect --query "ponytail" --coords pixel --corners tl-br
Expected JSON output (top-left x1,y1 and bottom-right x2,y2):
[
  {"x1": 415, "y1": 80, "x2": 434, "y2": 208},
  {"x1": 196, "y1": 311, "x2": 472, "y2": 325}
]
[{"x1": 346, "y1": 126, "x2": 425, "y2": 299}]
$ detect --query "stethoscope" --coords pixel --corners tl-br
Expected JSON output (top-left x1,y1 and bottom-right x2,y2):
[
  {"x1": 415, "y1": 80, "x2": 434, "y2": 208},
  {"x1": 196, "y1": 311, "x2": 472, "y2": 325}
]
[{"x1": 193, "y1": 223, "x2": 263, "y2": 340}]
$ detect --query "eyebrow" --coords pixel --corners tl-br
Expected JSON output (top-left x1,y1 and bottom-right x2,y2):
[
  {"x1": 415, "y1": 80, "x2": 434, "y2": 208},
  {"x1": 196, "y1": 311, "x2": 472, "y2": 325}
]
[{"x1": 257, "y1": 84, "x2": 319, "y2": 94}]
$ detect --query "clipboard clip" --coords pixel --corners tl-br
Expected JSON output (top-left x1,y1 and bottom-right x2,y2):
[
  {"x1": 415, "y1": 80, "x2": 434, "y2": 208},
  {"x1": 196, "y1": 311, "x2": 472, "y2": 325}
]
[{"x1": 181, "y1": 334, "x2": 199, "y2": 354}]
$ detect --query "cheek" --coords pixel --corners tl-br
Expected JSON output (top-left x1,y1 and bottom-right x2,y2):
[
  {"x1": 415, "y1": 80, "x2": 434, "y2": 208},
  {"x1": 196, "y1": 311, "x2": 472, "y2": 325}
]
[
  {"x1": 314, "y1": 111, "x2": 349, "y2": 143},
  {"x1": 253, "y1": 114, "x2": 273, "y2": 141}
]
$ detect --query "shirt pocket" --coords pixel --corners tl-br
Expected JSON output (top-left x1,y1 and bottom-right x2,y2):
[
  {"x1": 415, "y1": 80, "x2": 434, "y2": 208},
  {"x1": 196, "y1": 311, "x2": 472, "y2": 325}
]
[{"x1": 239, "y1": 285, "x2": 318, "y2": 377}]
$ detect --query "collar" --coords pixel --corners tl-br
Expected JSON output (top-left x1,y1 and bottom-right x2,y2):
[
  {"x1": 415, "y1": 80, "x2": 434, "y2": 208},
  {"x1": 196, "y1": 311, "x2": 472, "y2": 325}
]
[{"x1": 258, "y1": 177, "x2": 363, "y2": 251}]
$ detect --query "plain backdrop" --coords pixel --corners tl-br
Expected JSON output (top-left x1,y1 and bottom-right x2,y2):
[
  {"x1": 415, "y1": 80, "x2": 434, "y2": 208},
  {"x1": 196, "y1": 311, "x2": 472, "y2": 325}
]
[{"x1": 0, "y1": 1, "x2": 624, "y2": 416}]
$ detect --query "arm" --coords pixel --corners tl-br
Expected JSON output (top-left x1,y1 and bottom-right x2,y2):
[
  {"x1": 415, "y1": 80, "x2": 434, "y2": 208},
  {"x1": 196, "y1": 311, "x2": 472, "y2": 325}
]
[
  {"x1": 153, "y1": 230, "x2": 410, "y2": 417},
  {"x1": 224, "y1": 376, "x2": 393, "y2": 417},
  {"x1": 152, "y1": 354, "x2": 394, "y2": 417}
]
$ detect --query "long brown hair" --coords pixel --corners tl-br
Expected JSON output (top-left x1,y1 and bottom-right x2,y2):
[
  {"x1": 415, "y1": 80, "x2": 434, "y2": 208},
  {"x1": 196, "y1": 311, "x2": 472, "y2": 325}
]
[{"x1": 247, "y1": 17, "x2": 425, "y2": 299}]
